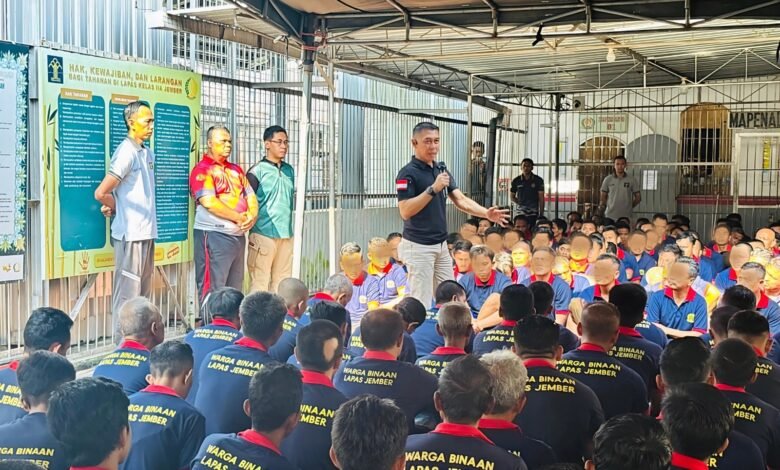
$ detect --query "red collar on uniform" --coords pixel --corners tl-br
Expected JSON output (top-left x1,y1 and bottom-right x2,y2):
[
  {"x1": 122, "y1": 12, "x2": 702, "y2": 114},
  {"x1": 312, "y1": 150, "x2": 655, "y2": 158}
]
[
  {"x1": 728, "y1": 268, "x2": 738, "y2": 281},
  {"x1": 287, "y1": 310, "x2": 296, "y2": 318},
  {"x1": 140, "y1": 384, "x2": 181, "y2": 398},
  {"x1": 432, "y1": 423, "x2": 494, "y2": 445},
  {"x1": 523, "y1": 359, "x2": 556, "y2": 369},
  {"x1": 1, "y1": 360, "x2": 19, "y2": 371},
  {"x1": 432, "y1": 347, "x2": 467, "y2": 355},
  {"x1": 371, "y1": 262, "x2": 393, "y2": 275},
  {"x1": 211, "y1": 318, "x2": 239, "y2": 329},
  {"x1": 350, "y1": 272, "x2": 367, "y2": 286},
  {"x1": 618, "y1": 326, "x2": 643, "y2": 338},
  {"x1": 664, "y1": 287, "x2": 696, "y2": 303},
  {"x1": 475, "y1": 270, "x2": 497, "y2": 287},
  {"x1": 500, "y1": 320, "x2": 518, "y2": 327},
  {"x1": 238, "y1": 429, "x2": 282, "y2": 455},
  {"x1": 578, "y1": 342, "x2": 607, "y2": 353},
  {"x1": 648, "y1": 249, "x2": 656, "y2": 257},
  {"x1": 119, "y1": 340, "x2": 150, "y2": 352},
  {"x1": 312, "y1": 292, "x2": 335, "y2": 302},
  {"x1": 570, "y1": 259, "x2": 589, "y2": 273},
  {"x1": 757, "y1": 292, "x2": 770, "y2": 309},
  {"x1": 363, "y1": 350, "x2": 396, "y2": 361},
  {"x1": 454, "y1": 266, "x2": 471, "y2": 276},
  {"x1": 478, "y1": 418, "x2": 520, "y2": 431},
  {"x1": 714, "y1": 383, "x2": 746, "y2": 393},
  {"x1": 753, "y1": 346, "x2": 766, "y2": 358},
  {"x1": 531, "y1": 273, "x2": 554, "y2": 284},
  {"x1": 703, "y1": 247, "x2": 713, "y2": 258},
  {"x1": 301, "y1": 370, "x2": 334, "y2": 388},
  {"x1": 235, "y1": 337, "x2": 268, "y2": 352},
  {"x1": 616, "y1": 247, "x2": 625, "y2": 260},
  {"x1": 670, "y1": 452, "x2": 708, "y2": 470},
  {"x1": 594, "y1": 281, "x2": 618, "y2": 299}
]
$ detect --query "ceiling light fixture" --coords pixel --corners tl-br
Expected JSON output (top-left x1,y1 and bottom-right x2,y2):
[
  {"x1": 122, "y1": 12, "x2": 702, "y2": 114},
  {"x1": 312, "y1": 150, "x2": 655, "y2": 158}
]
[{"x1": 606, "y1": 47, "x2": 616, "y2": 63}]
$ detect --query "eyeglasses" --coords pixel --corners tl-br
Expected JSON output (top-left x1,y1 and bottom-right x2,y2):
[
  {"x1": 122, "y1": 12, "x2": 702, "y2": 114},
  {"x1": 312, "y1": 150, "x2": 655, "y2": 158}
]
[{"x1": 270, "y1": 139, "x2": 290, "y2": 146}]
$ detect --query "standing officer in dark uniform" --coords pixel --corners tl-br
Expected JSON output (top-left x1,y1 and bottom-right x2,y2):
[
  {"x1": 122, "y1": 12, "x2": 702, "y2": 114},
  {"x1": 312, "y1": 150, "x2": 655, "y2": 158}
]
[
  {"x1": 396, "y1": 122, "x2": 509, "y2": 310},
  {"x1": 511, "y1": 158, "x2": 545, "y2": 228}
]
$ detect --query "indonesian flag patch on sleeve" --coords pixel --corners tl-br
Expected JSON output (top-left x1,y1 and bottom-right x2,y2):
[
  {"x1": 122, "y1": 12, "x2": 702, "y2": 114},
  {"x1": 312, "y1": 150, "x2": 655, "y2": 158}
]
[{"x1": 396, "y1": 179, "x2": 409, "y2": 190}]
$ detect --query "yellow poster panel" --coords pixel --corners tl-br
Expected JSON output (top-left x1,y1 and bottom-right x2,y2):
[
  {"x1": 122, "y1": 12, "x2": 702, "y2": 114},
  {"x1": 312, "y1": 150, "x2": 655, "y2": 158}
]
[{"x1": 40, "y1": 49, "x2": 201, "y2": 279}]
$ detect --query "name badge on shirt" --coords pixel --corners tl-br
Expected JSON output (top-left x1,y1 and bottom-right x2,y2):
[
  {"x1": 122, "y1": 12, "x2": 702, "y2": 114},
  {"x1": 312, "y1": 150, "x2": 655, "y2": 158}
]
[
  {"x1": 686, "y1": 313, "x2": 695, "y2": 323},
  {"x1": 359, "y1": 295, "x2": 367, "y2": 305},
  {"x1": 624, "y1": 182, "x2": 630, "y2": 188},
  {"x1": 387, "y1": 280, "x2": 396, "y2": 289}
]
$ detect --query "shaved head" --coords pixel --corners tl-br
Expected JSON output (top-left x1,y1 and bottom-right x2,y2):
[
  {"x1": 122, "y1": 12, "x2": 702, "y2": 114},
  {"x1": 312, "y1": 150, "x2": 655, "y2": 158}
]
[
  {"x1": 119, "y1": 297, "x2": 162, "y2": 342},
  {"x1": 277, "y1": 278, "x2": 309, "y2": 308},
  {"x1": 580, "y1": 302, "x2": 620, "y2": 343}
]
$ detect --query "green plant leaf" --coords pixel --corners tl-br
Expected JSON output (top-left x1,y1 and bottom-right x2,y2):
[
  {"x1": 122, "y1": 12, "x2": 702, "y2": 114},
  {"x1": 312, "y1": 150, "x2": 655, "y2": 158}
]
[{"x1": 47, "y1": 107, "x2": 57, "y2": 124}]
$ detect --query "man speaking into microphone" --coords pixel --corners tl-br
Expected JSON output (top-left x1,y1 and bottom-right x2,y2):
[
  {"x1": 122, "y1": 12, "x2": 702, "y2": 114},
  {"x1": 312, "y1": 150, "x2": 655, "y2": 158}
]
[{"x1": 396, "y1": 122, "x2": 509, "y2": 308}]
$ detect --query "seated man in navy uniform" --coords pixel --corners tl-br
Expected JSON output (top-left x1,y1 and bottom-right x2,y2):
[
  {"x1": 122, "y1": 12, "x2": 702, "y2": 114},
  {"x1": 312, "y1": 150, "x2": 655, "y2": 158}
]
[
  {"x1": 473, "y1": 284, "x2": 534, "y2": 356},
  {"x1": 729, "y1": 310, "x2": 780, "y2": 410},
  {"x1": 558, "y1": 302, "x2": 648, "y2": 418},
  {"x1": 123, "y1": 341, "x2": 205, "y2": 470},
  {"x1": 0, "y1": 351, "x2": 75, "y2": 470},
  {"x1": 191, "y1": 364, "x2": 302, "y2": 470},
  {"x1": 624, "y1": 230, "x2": 656, "y2": 282},
  {"x1": 194, "y1": 291, "x2": 286, "y2": 434},
  {"x1": 586, "y1": 415, "x2": 670, "y2": 470},
  {"x1": 282, "y1": 320, "x2": 348, "y2": 469},
  {"x1": 646, "y1": 256, "x2": 708, "y2": 338},
  {"x1": 93, "y1": 297, "x2": 164, "y2": 395},
  {"x1": 738, "y1": 262, "x2": 780, "y2": 335},
  {"x1": 48, "y1": 378, "x2": 132, "y2": 470},
  {"x1": 269, "y1": 278, "x2": 310, "y2": 362},
  {"x1": 656, "y1": 337, "x2": 764, "y2": 470},
  {"x1": 404, "y1": 355, "x2": 527, "y2": 470},
  {"x1": 346, "y1": 297, "x2": 424, "y2": 364},
  {"x1": 608, "y1": 283, "x2": 663, "y2": 395},
  {"x1": 330, "y1": 395, "x2": 408, "y2": 470},
  {"x1": 459, "y1": 245, "x2": 512, "y2": 318},
  {"x1": 412, "y1": 281, "x2": 467, "y2": 358},
  {"x1": 0, "y1": 307, "x2": 73, "y2": 425},
  {"x1": 575, "y1": 254, "x2": 621, "y2": 304},
  {"x1": 416, "y1": 302, "x2": 471, "y2": 377},
  {"x1": 528, "y1": 282, "x2": 580, "y2": 353},
  {"x1": 184, "y1": 287, "x2": 243, "y2": 402},
  {"x1": 334, "y1": 309, "x2": 438, "y2": 432},
  {"x1": 520, "y1": 247, "x2": 571, "y2": 325},
  {"x1": 288, "y1": 301, "x2": 350, "y2": 369},
  {"x1": 711, "y1": 338, "x2": 780, "y2": 468},
  {"x1": 513, "y1": 316, "x2": 604, "y2": 464},
  {"x1": 478, "y1": 350, "x2": 556, "y2": 470},
  {"x1": 660, "y1": 383, "x2": 732, "y2": 470}
]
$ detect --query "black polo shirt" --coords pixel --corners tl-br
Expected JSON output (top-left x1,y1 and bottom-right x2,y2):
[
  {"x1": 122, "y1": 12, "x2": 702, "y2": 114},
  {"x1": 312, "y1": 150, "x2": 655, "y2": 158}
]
[
  {"x1": 559, "y1": 343, "x2": 648, "y2": 418},
  {"x1": 510, "y1": 173, "x2": 544, "y2": 215},
  {"x1": 516, "y1": 359, "x2": 604, "y2": 464},
  {"x1": 404, "y1": 422, "x2": 528, "y2": 470},
  {"x1": 746, "y1": 353, "x2": 780, "y2": 411},
  {"x1": 715, "y1": 384, "x2": 780, "y2": 468},
  {"x1": 478, "y1": 419, "x2": 557, "y2": 470},
  {"x1": 416, "y1": 347, "x2": 467, "y2": 377},
  {"x1": 396, "y1": 157, "x2": 458, "y2": 245}
]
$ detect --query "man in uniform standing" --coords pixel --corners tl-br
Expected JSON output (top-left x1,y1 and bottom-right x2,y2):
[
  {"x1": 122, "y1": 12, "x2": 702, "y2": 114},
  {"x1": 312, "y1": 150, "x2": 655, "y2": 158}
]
[
  {"x1": 396, "y1": 122, "x2": 508, "y2": 309},
  {"x1": 95, "y1": 101, "x2": 156, "y2": 340},
  {"x1": 510, "y1": 158, "x2": 544, "y2": 228},
  {"x1": 247, "y1": 125, "x2": 295, "y2": 293},
  {"x1": 599, "y1": 155, "x2": 641, "y2": 222}
]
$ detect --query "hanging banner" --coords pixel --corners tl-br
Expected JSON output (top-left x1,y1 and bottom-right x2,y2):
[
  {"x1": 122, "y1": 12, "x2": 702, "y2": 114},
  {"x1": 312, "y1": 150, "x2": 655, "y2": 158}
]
[
  {"x1": 579, "y1": 114, "x2": 628, "y2": 133},
  {"x1": 0, "y1": 42, "x2": 29, "y2": 283},
  {"x1": 40, "y1": 49, "x2": 201, "y2": 279}
]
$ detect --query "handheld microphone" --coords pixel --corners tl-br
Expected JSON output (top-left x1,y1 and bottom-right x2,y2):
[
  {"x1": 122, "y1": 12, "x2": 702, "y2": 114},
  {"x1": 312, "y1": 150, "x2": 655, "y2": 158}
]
[{"x1": 436, "y1": 162, "x2": 448, "y2": 196}]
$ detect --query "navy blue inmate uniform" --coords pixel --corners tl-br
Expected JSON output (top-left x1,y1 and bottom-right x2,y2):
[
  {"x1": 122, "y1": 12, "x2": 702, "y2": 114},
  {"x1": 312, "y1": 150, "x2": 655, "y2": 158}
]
[
  {"x1": 478, "y1": 418, "x2": 556, "y2": 470},
  {"x1": 473, "y1": 320, "x2": 517, "y2": 356},
  {"x1": 747, "y1": 349, "x2": 780, "y2": 411},
  {"x1": 0, "y1": 412, "x2": 68, "y2": 470},
  {"x1": 516, "y1": 359, "x2": 604, "y2": 464},
  {"x1": 0, "y1": 361, "x2": 24, "y2": 425},
  {"x1": 415, "y1": 347, "x2": 467, "y2": 377},
  {"x1": 269, "y1": 312, "x2": 306, "y2": 363},
  {"x1": 184, "y1": 318, "x2": 243, "y2": 403},
  {"x1": 191, "y1": 429, "x2": 298, "y2": 470},
  {"x1": 122, "y1": 384, "x2": 206, "y2": 470},
  {"x1": 714, "y1": 384, "x2": 780, "y2": 468},
  {"x1": 634, "y1": 319, "x2": 669, "y2": 349},
  {"x1": 708, "y1": 430, "x2": 765, "y2": 470},
  {"x1": 281, "y1": 370, "x2": 348, "y2": 470},
  {"x1": 559, "y1": 343, "x2": 648, "y2": 418},
  {"x1": 405, "y1": 422, "x2": 527, "y2": 470},
  {"x1": 92, "y1": 339, "x2": 151, "y2": 395},
  {"x1": 344, "y1": 327, "x2": 417, "y2": 364},
  {"x1": 193, "y1": 337, "x2": 276, "y2": 435},
  {"x1": 411, "y1": 307, "x2": 444, "y2": 358},
  {"x1": 334, "y1": 350, "x2": 438, "y2": 432},
  {"x1": 610, "y1": 326, "x2": 662, "y2": 391},
  {"x1": 459, "y1": 271, "x2": 512, "y2": 317}
]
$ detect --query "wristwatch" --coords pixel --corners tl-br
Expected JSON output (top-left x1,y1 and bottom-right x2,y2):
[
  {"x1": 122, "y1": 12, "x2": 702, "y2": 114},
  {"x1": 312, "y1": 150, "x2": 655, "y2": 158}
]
[{"x1": 425, "y1": 185, "x2": 437, "y2": 196}]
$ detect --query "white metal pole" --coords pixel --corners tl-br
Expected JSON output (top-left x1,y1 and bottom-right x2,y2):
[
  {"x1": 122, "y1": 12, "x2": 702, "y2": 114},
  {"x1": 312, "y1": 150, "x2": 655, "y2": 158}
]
[
  {"x1": 327, "y1": 60, "x2": 337, "y2": 275},
  {"x1": 292, "y1": 53, "x2": 313, "y2": 279}
]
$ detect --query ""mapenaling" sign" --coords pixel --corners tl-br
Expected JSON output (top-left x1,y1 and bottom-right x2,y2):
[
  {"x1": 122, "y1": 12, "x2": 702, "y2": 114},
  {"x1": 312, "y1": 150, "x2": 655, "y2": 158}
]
[{"x1": 728, "y1": 111, "x2": 780, "y2": 129}]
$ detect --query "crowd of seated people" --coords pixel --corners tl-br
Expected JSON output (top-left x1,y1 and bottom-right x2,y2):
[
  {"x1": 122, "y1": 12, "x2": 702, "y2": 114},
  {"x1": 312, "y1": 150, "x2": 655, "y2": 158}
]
[{"x1": 2, "y1": 210, "x2": 780, "y2": 470}]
